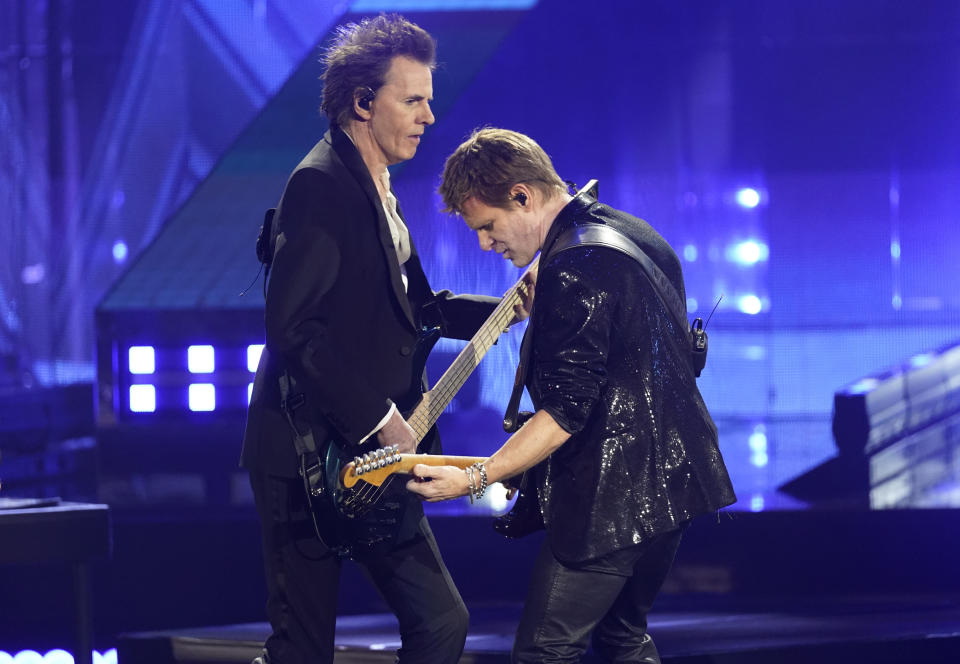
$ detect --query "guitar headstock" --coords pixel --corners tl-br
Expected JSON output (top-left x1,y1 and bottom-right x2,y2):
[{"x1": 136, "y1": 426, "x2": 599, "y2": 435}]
[{"x1": 340, "y1": 445, "x2": 404, "y2": 488}]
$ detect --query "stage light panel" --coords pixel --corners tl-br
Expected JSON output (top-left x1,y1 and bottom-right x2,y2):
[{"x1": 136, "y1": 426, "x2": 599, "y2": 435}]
[
  {"x1": 112, "y1": 240, "x2": 128, "y2": 263},
  {"x1": 737, "y1": 294, "x2": 763, "y2": 315},
  {"x1": 727, "y1": 240, "x2": 769, "y2": 266},
  {"x1": 95, "y1": 649, "x2": 119, "y2": 664},
  {"x1": 683, "y1": 244, "x2": 698, "y2": 262},
  {"x1": 735, "y1": 187, "x2": 761, "y2": 208},
  {"x1": 189, "y1": 383, "x2": 216, "y2": 411},
  {"x1": 0, "y1": 649, "x2": 118, "y2": 664},
  {"x1": 128, "y1": 346, "x2": 155, "y2": 374},
  {"x1": 686, "y1": 297, "x2": 698, "y2": 313},
  {"x1": 129, "y1": 384, "x2": 156, "y2": 412},
  {"x1": 247, "y1": 344, "x2": 264, "y2": 372},
  {"x1": 188, "y1": 345, "x2": 215, "y2": 373},
  {"x1": 847, "y1": 377, "x2": 880, "y2": 394}
]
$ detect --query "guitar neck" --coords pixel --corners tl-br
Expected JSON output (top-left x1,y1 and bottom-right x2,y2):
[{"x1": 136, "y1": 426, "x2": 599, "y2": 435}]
[
  {"x1": 341, "y1": 453, "x2": 486, "y2": 488},
  {"x1": 406, "y1": 259, "x2": 537, "y2": 442}
]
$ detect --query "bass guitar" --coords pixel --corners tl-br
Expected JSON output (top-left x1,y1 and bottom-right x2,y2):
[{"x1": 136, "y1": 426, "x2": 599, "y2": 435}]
[{"x1": 302, "y1": 262, "x2": 536, "y2": 558}]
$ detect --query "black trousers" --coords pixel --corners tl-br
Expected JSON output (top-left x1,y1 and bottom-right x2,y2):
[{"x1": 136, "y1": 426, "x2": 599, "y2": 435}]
[
  {"x1": 513, "y1": 527, "x2": 684, "y2": 664},
  {"x1": 249, "y1": 469, "x2": 468, "y2": 664}
]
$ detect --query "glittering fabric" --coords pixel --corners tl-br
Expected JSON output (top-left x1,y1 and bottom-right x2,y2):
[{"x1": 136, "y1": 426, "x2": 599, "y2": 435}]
[{"x1": 527, "y1": 194, "x2": 736, "y2": 563}]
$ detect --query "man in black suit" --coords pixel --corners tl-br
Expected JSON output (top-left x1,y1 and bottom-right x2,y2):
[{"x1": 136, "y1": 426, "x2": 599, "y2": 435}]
[{"x1": 241, "y1": 16, "x2": 515, "y2": 664}]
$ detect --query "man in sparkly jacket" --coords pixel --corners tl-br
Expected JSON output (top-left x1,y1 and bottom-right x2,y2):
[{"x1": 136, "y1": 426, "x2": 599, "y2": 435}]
[{"x1": 408, "y1": 128, "x2": 736, "y2": 663}]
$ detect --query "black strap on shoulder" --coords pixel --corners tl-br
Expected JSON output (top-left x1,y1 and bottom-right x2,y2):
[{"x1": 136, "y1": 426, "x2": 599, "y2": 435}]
[{"x1": 551, "y1": 224, "x2": 690, "y2": 339}]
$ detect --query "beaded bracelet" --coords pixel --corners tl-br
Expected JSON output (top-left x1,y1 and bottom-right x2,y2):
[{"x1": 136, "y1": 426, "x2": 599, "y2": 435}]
[{"x1": 472, "y1": 462, "x2": 488, "y2": 500}]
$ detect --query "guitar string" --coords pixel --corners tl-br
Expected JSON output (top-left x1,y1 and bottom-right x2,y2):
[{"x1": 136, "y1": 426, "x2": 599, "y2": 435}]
[
  {"x1": 406, "y1": 290, "x2": 520, "y2": 436},
  {"x1": 343, "y1": 282, "x2": 525, "y2": 513}
]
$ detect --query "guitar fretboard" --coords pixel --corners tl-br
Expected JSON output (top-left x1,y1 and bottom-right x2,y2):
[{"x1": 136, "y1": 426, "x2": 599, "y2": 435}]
[{"x1": 407, "y1": 260, "x2": 537, "y2": 441}]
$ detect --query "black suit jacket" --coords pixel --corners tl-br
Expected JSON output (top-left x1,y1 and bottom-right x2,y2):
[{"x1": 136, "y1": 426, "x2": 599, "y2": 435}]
[{"x1": 241, "y1": 126, "x2": 496, "y2": 495}]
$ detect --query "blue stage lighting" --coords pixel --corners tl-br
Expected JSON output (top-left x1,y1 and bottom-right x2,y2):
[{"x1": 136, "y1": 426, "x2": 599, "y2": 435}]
[
  {"x1": 909, "y1": 353, "x2": 933, "y2": 368},
  {"x1": 727, "y1": 240, "x2": 769, "y2": 266},
  {"x1": 736, "y1": 294, "x2": 763, "y2": 315},
  {"x1": 735, "y1": 187, "x2": 761, "y2": 208},
  {"x1": 112, "y1": 241, "x2": 128, "y2": 263},
  {"x1": 686, "y1": 297, "x2": 698, "y2": 313},
  {"x1": 248, "y1": 382, "x2": 253, "y2": 404},
  {"x1": 683, "y1": 244, "x2": 698, "y2": 262},
  {"x1": 847, "y1": 377, "x2": 880, "y2": 395},
  {"x1": 40, "y1": 651, "x2": 72, "y2": 664},
  {"x1": 0, "y1": 649, "x2": 118, "y2": 664},
  {"x1": 188, "y1": 345, "x2": 215, "y2": 373},
  {"x1": 749, "y1": 427, "x2": 768, "y2": 452},
  {"x1": 890, "y1": 240, "x2": 901, "y2": 259},
  {"x1": 129, "y1": 384, "x2": 156, "y2": 412},
  {"x1": 95, "y1": 649, "x2": 118, "y2": 664},
  {"x1": 743, "y1": 345, "x2": 766, "y2": 361},
  {"x1": 189, "y1": 383, "x2": 216, "y2": 411},
  {"x1": 247, "y1": 344, "x2": 264, "y2": 372},
  {"x1": 750, "y1": 494, "x2": 765, "y2": 512},
  {"x1": 128, "y1": 346, "x2": 155, "y2": 374}
]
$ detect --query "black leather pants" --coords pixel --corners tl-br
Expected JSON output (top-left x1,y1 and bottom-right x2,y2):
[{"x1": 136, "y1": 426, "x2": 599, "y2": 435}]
[{"x1": 512, "y1": 527, "x2": 683, "y2": 663}]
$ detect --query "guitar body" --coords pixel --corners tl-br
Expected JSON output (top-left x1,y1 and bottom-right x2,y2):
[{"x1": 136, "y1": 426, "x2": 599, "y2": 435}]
[
  {"x1": 305, "y1": 327, "x2": 442, "y2": 559},
  {"x1": 493, "y1": 465, "x2": 545, "y2": 539},
  {"x1": 493, "y1": 412, "x2": 545, "y2": 539}
]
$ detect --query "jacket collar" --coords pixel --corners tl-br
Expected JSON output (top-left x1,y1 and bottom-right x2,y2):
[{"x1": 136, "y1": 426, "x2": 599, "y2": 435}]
[
  {"x1": 541, "y1": 188, "x2": 600, "y2": 260},
  {"x1": 328, "y1": 124, "x2": 417, "y2": 330}
]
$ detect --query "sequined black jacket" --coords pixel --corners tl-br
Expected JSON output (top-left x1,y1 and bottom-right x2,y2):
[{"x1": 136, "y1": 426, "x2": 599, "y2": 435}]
[{"x1": 527, "y1": 194, "x2": 736, "y2": 563}]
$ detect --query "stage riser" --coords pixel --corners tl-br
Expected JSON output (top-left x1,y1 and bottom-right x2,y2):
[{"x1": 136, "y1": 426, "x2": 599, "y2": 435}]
[{"x1": 3, "y1": 508, "x2": 960, "y2": 650}]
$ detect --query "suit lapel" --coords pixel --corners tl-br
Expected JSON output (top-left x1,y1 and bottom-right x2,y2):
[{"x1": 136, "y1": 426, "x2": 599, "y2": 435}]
[{"x1": 329, "y1": 127, "x2": 417, "y2": 330}]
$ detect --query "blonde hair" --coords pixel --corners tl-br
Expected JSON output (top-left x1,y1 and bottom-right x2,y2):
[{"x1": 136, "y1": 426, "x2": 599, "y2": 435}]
[{"x1": 439, "y1": 128, "x2": 567, "y2": 214}]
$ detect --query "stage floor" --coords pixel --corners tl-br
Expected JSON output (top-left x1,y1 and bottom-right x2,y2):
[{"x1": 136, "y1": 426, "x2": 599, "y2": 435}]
[{"x1": 118, "y1": 595, "x2": 960, "y2": 664}]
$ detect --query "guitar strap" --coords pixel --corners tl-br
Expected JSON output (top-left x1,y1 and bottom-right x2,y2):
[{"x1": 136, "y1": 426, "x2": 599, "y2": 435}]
[
  {"x1": 552, "y1": 223, "x2": 692, "y2": 345},
  {"x1": 278, "y1": 371, "x2": 325, "y2": 498}
]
